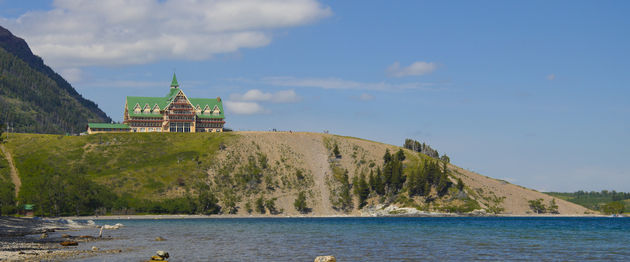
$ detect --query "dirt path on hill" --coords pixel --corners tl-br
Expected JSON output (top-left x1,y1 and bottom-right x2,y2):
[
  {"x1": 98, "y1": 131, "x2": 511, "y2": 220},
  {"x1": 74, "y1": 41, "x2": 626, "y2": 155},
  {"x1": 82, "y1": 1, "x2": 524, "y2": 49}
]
[
  {"x1": 305, "y1": 137, "x2": 335, "y2": 215},
  {"x1": 237, "y1": 132, "x2": 337, "y2": 215},
  {"x1": 0, "y1": 144, "x2": 20, "y2": 199}
]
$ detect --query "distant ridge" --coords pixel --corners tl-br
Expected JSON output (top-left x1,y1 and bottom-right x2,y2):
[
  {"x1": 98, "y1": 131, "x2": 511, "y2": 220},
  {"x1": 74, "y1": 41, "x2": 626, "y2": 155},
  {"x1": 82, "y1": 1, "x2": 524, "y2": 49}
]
[{"x1": 0, "y1": 25, "x2": 110, "y2": 133}]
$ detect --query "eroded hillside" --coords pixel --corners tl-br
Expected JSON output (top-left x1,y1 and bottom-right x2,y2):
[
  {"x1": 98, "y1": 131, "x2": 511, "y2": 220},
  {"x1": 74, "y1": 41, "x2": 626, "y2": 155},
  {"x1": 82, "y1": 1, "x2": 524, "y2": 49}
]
[{"x1": 2, "y1": 132, "x2": 592, "y2": 216}]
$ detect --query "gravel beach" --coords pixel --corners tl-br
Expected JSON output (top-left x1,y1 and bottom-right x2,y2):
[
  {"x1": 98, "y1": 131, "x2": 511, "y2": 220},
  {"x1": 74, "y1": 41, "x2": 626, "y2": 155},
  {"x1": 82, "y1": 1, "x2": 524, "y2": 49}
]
[{"x1": 0, "y1": 216, "x2": 124, "y2": 261}]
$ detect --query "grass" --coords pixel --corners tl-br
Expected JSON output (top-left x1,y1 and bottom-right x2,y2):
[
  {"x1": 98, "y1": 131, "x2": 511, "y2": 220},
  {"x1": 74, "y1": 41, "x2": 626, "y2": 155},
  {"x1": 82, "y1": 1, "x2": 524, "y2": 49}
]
[
  {"x1": 546, "y1": 192, "x2": 630, "y2": 213},
  {"x1": 5, "y1": 133, "x2": 234, "y2": 200},
  {"x1": 0, "y1": 148, "x2": 11, "y2": 183}
]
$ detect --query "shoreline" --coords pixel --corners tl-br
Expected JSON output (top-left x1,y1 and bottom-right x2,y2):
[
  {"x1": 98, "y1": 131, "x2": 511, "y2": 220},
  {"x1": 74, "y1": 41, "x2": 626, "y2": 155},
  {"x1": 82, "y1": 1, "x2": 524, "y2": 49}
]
[{"x1": 0, "y1": 216, "x2": 124, "y2": 261}]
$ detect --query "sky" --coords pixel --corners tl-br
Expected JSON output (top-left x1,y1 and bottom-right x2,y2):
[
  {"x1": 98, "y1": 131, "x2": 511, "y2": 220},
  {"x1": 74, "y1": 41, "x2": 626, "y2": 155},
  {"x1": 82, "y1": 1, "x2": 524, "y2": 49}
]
[{"x1": 1, "y1": 0, "x2": 629, "y2": 192}]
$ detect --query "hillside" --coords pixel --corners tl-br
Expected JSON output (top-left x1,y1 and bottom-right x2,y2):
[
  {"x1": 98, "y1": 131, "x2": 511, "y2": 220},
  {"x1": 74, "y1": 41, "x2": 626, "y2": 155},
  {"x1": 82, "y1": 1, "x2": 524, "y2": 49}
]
[
  {"x1": 0, "y1": 132, "x2": 592, "y2": 216},
  {"x1": 546, "y1": 191, "x2": 629, "y2": 214},
  {"x1": 0, "y1": 26, "x2": 110, "y2": 134}
]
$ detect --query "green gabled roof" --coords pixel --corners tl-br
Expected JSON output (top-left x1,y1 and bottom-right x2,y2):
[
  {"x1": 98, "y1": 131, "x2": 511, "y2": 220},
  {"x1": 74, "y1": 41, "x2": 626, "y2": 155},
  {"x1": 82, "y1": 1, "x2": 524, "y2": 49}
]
[
  {"x1": 125, "y1": 76, "x2": 224, "y2": 119},
  {"x1": 165, "y1": 88, "x2": 180, "y2": 101},
  {"x1": 126, "y1": 96, "x2": 170, "y2": 114},
  {"x1": 88, "y1": 123, "x2": 130, "y2": 129},
  {"x1": 171, "y1": 73, "x2": 179, "y2": 87},
  {"x1": 190, "y1": 98, "x2": 224, "y2": 118}
]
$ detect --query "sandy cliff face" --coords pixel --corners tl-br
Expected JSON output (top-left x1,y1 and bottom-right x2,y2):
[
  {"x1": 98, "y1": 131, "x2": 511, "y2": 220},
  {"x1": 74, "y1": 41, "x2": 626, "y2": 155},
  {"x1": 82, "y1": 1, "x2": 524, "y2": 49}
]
[{"x1": 217, "y1": 132, "x2": 592, "y2": 216}]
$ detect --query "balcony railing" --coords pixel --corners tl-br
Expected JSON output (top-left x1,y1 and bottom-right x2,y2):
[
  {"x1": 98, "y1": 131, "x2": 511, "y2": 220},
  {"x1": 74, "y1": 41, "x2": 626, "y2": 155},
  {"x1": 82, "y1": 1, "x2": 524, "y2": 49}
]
[
  {"x1": 168, "y1": 111, "x2": 195, "y2": 115},
  {"x1": 167, "y1": 119, "x2": 194, "y2": 123},
  {"x1": 197, "y1": 120, "x2": 225, "y2": 124},
  {"x1": 128, "y1": 119, "x2": 163, "y2": 122}
]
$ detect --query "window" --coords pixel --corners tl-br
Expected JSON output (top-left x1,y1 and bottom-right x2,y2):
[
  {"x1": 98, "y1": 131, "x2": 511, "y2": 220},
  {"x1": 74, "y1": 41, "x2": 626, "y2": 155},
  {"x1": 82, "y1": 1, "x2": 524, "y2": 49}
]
[{"x1": 169, "y1": 122, "x2": 191, "y2": 133}]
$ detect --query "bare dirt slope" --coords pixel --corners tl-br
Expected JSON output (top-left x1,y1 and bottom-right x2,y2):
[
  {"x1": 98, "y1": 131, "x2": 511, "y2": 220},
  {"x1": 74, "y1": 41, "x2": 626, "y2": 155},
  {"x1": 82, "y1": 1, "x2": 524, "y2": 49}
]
[
  {"x1": 450, "y1": 167, "x2": 591, "y2": 215},
  {"x1": 224, "y1": 132, "x2": 592, "y2": 216}
]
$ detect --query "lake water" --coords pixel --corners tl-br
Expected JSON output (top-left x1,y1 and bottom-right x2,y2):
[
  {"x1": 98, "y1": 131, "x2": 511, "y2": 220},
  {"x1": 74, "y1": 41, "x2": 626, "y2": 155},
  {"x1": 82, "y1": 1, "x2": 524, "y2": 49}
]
[{"x1": 66, "y1": 217, "x2": 630, "y2": 261}]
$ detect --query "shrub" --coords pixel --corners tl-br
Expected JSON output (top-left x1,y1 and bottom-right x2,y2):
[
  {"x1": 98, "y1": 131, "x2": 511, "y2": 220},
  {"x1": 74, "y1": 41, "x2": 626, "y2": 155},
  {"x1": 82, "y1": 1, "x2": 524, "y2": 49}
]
[
  {"x1": 255, "y1": 196, "x2": 265, "y2": 214},
  {"x1": 265, "y1": 197, "x2": 278, "y2": 214},
  {"x1": 294, "y1": 191, "x2": 309, "y2": 213},
  {"x1": 528, "y1": 199, "x2": 546, "y2": 214}
]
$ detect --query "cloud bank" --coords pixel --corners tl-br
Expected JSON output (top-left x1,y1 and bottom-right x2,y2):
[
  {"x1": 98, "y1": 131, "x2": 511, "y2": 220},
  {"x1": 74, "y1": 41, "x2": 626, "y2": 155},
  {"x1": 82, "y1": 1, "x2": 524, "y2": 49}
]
[
  {"x1": 226, "y1": 88, "x2": 300, "y2": 115},
  {"x1": 230, "y1": 89, "x2": 301, "y2": 103},
  {"x1": 1, "y1": 0, "x2": 331, "y2": 68},
  {"x1": 224, "y1": 101, "x2": 267, "y2": 115},
  {"x1": 262, "y1": 76, "x2": 435, "y2": 91}
]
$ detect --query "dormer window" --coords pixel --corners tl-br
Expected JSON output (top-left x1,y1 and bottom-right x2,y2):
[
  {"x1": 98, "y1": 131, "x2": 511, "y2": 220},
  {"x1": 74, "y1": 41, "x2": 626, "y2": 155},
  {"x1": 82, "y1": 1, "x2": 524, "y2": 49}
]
[
  {"x1": 134, "y1": 104, "x2": 141, "y2": 114},
  {"x1": 143, "y1": 104, "x2": 151, "y2": 114},
  {"x1": 212, "y1": 105, "x2": 220, "y2": 115},
  {"x1": 152, "y1": 105, "x2": 160, "y2": 114},
  {"x1": 203, "y1": 105, "x2": 210, "y2": 115}
]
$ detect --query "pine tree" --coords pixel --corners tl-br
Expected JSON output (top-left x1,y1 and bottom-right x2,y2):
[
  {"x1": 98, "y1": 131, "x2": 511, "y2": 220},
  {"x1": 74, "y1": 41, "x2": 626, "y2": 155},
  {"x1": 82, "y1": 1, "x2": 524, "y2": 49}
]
[
  {"x1": 383, "y1": 149, "x2": 392, "y2": 164},
  {"x1": 395, "y1": 149, "x2": 405, "y2": 162},
  {"x1": 456, "y1": 178, "x2": 464, "y2": 191},
  {"x1": 354, "y1": 173, "x2": 370, "y2": 208},
  {"x1": 368, "y1": 170, "x2": 376, "y2": 192},
  {"x1": 389, "y1": 160, "x2": 404, "y2": 193},
  {"x1": 375, "y1": 168, "x2": 385, "y2": 195}
]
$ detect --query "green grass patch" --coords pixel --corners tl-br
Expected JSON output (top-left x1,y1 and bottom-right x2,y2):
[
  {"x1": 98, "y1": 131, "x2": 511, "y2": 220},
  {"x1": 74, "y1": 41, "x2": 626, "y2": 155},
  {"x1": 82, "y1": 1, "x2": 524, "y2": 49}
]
[{"x1": 5, "y1": 133, "x2": 235, "y2": 214}]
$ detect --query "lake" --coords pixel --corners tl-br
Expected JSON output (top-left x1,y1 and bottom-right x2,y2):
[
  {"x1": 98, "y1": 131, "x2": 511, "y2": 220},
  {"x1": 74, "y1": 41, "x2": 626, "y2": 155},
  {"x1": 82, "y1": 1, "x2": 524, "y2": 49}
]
[{"x1": 67, "y1": 217, "x2": 630, "y2": 261}]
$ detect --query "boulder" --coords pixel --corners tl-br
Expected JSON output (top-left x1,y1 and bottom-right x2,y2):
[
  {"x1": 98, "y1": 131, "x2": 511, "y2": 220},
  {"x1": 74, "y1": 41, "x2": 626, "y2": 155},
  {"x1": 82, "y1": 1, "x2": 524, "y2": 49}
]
[
  {"x1": 470, "y1": 209, "x2": 487, "y2": 216},
  {"x1": 314, "y1": 255, "x2": 336, "y2": 262},
  {"x1": 150, "y1": 255, "x2": 165, "y2": 261},
  {"x1": 61, "y1": 234, "x2": 71, "y2": 238},
  {"x1": 91, "y1": 246, "x2": 99, "y2": 251},
  {"x1": 40, "y1": 233, "x2": 48, "y2": 239},
  {"x1": 155, "y1": 236, "x2": 166, "y2": 241},
  {"x1": 60, "y1": 241, "x2": 79, "y2": 246},
  {"x1": 102, "y1": 223, "x2": 124, "y2": 230},
  {"x1": 156, "y1": 250, "x2": 170, "y2": 258}
]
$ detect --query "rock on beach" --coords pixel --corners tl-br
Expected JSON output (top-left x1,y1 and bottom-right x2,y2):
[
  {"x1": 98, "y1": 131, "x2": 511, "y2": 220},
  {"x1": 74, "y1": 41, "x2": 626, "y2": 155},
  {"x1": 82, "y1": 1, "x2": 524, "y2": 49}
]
[{"x1": 314, "y1": 255, "x2": 336, "y2": 262}]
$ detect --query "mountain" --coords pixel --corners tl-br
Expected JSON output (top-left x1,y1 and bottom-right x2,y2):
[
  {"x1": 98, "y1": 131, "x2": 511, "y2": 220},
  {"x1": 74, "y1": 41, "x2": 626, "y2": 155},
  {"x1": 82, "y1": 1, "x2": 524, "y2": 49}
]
[
  {"x1": 0, "y1": 25, "x2": 110, "y2": 134},
  {"x1": 0, "y1": 132, "x2": 592, "y2": 216}
]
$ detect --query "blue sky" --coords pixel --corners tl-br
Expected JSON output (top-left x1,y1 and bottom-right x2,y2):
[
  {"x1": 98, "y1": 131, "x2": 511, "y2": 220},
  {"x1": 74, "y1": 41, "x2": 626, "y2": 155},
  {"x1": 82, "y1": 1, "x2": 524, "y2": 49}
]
[{"x1": 1, "y1": 1, "x2": 629, "y2": 191}]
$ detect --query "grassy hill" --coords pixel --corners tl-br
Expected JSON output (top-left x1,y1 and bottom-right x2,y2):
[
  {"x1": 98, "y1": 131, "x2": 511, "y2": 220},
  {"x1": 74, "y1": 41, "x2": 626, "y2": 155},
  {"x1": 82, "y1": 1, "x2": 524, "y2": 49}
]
[
  {"x1": 0, "y1": 26, "x2": 110, "y2": 134},
  {"x1": 547, "y1": 191, "x2": 629, "y2": 214},
  {"x1": 0, "y1": 132, "x2": 592, "y2": 216}
]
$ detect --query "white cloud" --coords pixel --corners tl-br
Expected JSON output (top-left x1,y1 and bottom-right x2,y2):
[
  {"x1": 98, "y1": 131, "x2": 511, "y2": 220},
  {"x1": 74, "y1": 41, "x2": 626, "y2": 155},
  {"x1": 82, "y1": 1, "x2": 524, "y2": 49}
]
[
  {"x1": 387, "y1": 61, "x2": 437, "y2": 77},
  {"x1": 262, "y1": 76, "x2": 436, "y2": 91},
  {"x1": 230, "y1": 89, "x2": 301, "y2": 103},
  {"x1": 224, "y1": 101, "x2": 267, "y2": 115},
  {"x1": 1, "y1": 0, "x2": 331, "y2": 68},
  {"x1": 547, "y1": 74, "x2": 556, "y2": 80},
  {"x1": 273, "y1": 89, "x2": 301, "y2": 103}
]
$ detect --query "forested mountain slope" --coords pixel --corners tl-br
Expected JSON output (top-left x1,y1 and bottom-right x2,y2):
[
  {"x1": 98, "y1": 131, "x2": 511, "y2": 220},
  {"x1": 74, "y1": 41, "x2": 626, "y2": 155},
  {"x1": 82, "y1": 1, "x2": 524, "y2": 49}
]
[{"x1": 0, "y1": 26, "x2": 110, "y2": 133}]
